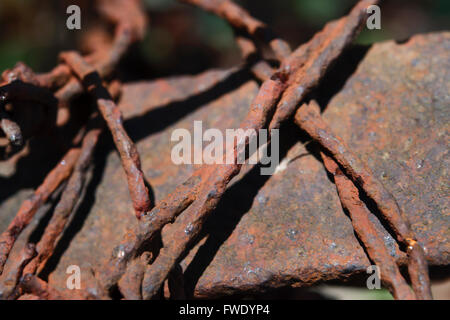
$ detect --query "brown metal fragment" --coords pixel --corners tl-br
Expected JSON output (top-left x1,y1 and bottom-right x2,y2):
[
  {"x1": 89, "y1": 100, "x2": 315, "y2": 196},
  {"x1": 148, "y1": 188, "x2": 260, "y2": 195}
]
[
  {"x1": 34, "y1": 65, "x2": 73, "y2": 91},
  {"x1": 92, "y1": 69, "x2": 243, "y2": 292}
]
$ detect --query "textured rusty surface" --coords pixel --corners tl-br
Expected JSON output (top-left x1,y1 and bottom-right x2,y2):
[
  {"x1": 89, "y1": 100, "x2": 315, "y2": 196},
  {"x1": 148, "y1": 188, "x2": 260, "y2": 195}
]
[
  {"x1": 22, "y1": 127, "x2": 102, "y2": 276},
  {"x1": 322, "y1": 32, "x2": 449, "y2": 266},
  {"x1": 60, "y1": 51, "x2": 152, "y2": 219},
  {"x1": 0, "y1": 148, "x2": 80, "y2": 274},
  {"x1": 0, "y1": 32, "x2": 448, "y2": 298},
  {"x1": 119, "y1": 0, "x2": 378, "y2": 300},
  {"x1": 269, "y1": 0, "x2": 376, "y2": 130},
  {"x1": 0, "y1": 0, "x2": 147, "y2": 279},
  {"x1": 186, "y1": 32, "x2": 449, "y2": 297},
  {"x1": 320, "y1": 151, "x2": 415, "y2": 300},
  {"x1": 295, "y1": 99, "x2": 431, "y2": 299}
]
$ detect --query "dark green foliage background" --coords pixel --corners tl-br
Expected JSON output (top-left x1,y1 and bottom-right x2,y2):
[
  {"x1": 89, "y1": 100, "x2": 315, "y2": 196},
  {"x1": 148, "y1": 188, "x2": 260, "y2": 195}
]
[{"x1": 0, "y1": 0, "x2": 448, "y2": 80}]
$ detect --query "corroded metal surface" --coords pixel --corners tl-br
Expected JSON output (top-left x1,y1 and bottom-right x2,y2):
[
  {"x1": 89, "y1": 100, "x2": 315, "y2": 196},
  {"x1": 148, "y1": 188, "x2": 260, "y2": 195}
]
[
  {"x1": 322, "y1": 32, "x2": 449, "y2": 266},
  {"x1": 320, "y1": 151, "x2": 415, "y2": 300},
  {"x1": 187, "y1": 32, "x2": 449, "y2": 297},
  {"x1": 0, "y1": 33, "x2": 448, "y2": 298}
]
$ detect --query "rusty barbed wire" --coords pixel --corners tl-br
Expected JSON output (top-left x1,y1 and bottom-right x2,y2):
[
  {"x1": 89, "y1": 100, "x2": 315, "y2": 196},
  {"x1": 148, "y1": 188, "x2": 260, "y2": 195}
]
[
  {"x1": 117, "y1": 252, "x2": 152, "y2": 300},
  {"x1": 294, "y1": 100, "x2": 432, "y2": 299},
  {"x1": 0, "y1": 244, "x2": 36, "y2": 299},
  {"x1": 0, "y1": 0, "x2": 434, "y2": 300},
  {"x1": 0, "y1": 0, "x2": 144, "y2": 273},
  {"x1": 0, "y1": 0, "x2": 149, "y2": 299},
  {"x1": 136, "y1": 0, "x2": 381, "y2": 300},
  {"x1": 60, "y1": 51, "x2": 152, "y2": 218},
  {"x1": 320, "y1": 149, "x2": 415, "y2": 300},
  {"x1": 0, "y1": 148, "x2": 81, "y2": 274},
  {"x1": 96, "y1": 0, "x2": 385, "y2": 300},
  {"x1": 22, "y1": 126, "x2": 102, "y2": 276},
  {"x1": 17, "y1": 274, "x2": 74, "y2": 300},
  {"x1": 100, "y1": 78, "x2": 284, "y2": 296},
  {"x1": 183, "y1": 0, "x2": 283, "y2": 91}
]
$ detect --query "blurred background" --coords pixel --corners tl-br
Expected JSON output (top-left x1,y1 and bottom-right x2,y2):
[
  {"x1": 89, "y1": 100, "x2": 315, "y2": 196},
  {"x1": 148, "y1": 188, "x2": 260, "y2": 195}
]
[
  {"x1": 0, "y1": 0, "x2": 448, "y2": 299},
  {"x1": 0, "y1": 0, "x2": 449, "y2": 79}
]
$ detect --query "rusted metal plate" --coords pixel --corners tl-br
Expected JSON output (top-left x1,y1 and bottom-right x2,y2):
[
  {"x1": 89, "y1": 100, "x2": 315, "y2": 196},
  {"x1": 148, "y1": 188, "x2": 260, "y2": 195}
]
[
  {"x1": 322, "y1": 32, "x2": 449, "y2": 267},
  {"x1": 181, "y1": 32, "x2": 449, "y2": 297},
  {"x1": 0, "y1": 33, "x2": 448, "y2": 297}
]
